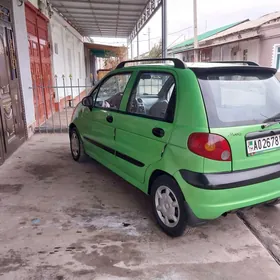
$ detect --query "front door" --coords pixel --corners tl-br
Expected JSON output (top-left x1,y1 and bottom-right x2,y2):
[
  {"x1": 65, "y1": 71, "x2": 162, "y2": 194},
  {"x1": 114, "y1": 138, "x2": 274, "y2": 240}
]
[
  {"x1": 81, "y1": 73, "x2": 132, "y2": 166},
  {"x1": 0, "y1": 2, "x2": 25, "y2": 163}
]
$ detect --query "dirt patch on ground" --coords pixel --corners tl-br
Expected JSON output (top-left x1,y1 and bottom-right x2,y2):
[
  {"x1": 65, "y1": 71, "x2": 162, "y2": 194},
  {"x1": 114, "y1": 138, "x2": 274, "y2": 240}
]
[
  {"x1": 24, "y1": 163, "x2": 63, "y2": 181},
  {"x1": 0, "y1": 184, "x2": 23, "y2": 194},
  {"x1": 0, "y1": 250, "x2": 26, "y2": 274},
  {"x1": 28, "y1": 265, "x2": 63, "y2": 280},
  {"x1": 73, "y1": 241, "x2": 144, "y2": 278}
]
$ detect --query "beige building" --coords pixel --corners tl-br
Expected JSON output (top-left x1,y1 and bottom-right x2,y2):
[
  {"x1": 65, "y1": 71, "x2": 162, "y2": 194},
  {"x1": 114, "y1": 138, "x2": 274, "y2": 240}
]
[{"x1": 171, "y1": 12, "x2": 280, "y2": 79}]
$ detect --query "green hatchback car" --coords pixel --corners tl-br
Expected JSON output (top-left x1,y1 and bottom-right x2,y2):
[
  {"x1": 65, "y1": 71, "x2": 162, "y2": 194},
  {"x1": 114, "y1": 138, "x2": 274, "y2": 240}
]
[{"x1": 70, "y1": 58, "x2": 280, "y2": 237}]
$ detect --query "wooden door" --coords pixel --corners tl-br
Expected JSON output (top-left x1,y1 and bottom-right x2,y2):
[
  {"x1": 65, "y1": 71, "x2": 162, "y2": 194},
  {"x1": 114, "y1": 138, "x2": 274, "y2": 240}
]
[{"x1": 25, "y1": 3, "x2": 54, "y2": 125}]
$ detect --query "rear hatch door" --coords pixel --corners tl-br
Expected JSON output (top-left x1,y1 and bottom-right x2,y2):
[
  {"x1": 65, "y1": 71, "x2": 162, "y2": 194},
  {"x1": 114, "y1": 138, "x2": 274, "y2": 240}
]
[{"x1": 196, "y1": 66, "x2": 280, "y2": 171}]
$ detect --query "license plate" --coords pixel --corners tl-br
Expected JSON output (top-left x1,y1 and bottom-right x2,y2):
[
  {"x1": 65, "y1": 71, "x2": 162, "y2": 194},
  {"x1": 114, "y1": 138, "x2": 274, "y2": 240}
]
[{"x1": 247, "y1": 135, "x2": 280, "y2": 156}]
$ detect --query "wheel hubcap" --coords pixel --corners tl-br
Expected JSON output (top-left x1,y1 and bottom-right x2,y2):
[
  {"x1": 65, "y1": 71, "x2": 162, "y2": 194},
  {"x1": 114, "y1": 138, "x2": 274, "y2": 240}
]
[
  {"x1": 71, "y1": 132, "x2": 79, "y2": 157},
  {"x1": 155, "y1": 185, "x2": 180, "y2": 228}
]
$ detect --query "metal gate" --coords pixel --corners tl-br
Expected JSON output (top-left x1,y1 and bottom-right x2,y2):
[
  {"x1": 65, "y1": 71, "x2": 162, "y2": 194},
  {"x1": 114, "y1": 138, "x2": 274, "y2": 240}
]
[
  {"x1": 25, "y1": 3, "x2": 55, "y2": 125},
  {"x1": 0, "y1": 1, "x2": 25, "y2": 164},
  {"x1": 31, "y1": 75, "x2": 93, "y2": 133}
]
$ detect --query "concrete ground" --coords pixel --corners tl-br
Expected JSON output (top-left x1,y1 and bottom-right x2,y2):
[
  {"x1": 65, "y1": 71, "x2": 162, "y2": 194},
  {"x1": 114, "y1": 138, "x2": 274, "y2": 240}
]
[
  {"x1": 37, "y1": 108, "x2": 74, "y2": 133},
  {"x1": 1, "y1": 134, "x2": 280, "y2": 280}
]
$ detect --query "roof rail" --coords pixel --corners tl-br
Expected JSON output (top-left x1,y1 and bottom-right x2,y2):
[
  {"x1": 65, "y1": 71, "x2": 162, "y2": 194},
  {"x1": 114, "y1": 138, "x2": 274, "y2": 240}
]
[
  {"x1": 210, "y1": 60, "x2": 259, "y2": 66},
  {"x1": 116, "y1": 58, "x2": 185, "y2": 69}
]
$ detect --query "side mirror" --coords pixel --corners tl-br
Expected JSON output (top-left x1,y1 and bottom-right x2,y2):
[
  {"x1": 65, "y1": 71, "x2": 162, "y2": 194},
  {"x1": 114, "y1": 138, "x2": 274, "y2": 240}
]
[{"x1": 82, "y1": 96, "x2": 94, "y2": 109}]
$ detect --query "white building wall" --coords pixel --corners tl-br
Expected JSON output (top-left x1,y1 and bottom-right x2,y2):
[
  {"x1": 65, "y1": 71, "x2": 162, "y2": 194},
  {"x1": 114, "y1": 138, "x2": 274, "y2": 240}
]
[
  {"x1": 12, "y1": 0, "x2": 35, "y2": 136},
  {"x1": 211, "y1": 39, "x2": 260, "y2": 64},
  {"x1": 211, "y1": 46, "x2": 221, "y2": 61},
  {"x1": 50, "y1": 11, "x2": 86, "y2": 100},
  {"x1": 259, "y1": 23, "x2": 280, "y2": 68},
  {"x1": 28, "y1": 0, "x2": 49, "y2": 18},
  {"x1": 28, "y1": 0, "x2": 38, "y2": 9},
  {"x1": 259, "y1": 22, "x2": 280, "y2": 79},
  {"x1": 174, "y1": 53, "x2": 183, "y2": 60}
]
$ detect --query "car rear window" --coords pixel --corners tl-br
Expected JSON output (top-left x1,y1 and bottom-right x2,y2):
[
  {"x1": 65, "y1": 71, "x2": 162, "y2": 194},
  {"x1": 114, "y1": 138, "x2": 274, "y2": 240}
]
[{"x1": 197, "y1": 70, "x2": 280, "y2": 128}]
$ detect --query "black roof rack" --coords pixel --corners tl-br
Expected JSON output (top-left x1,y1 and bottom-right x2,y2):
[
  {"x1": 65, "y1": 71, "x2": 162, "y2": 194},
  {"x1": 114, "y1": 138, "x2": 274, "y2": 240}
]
[
  {"x1": 210, "y1": 60, "x2": 259, "y2": 66},
  {"x1": 116, "y1": 58, "x2": 185, "y2": 69}
]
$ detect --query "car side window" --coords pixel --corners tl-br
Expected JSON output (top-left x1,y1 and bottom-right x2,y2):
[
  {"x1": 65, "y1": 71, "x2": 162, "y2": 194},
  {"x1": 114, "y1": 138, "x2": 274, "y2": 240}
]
[
  {"x1": 127, "y1": 72, "x2": 176, "y2": 121},
  {"x1": 95, "y1": 73, "x2": 131, "y2": 110}
]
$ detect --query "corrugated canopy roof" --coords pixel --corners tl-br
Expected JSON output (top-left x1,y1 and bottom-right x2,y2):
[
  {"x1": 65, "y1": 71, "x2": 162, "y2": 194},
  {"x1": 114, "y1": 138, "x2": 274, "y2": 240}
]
[
  {"x1": 49, "y1": 0, "x2": 149, "y2": 37},
  {"x1": 168, "y1": 21, "x2": 245, "y2": 53}
]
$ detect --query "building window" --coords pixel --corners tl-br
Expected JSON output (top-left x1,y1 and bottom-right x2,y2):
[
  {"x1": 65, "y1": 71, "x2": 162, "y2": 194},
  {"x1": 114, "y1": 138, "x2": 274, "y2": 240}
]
[
  {"x1": 243, "y1": 49, "x2": 248, "y2": 61},
  {"x1": 275, "y1": 46, "x2": 280, "y2": 70},
  {"x1": 54, "y1": 43, "x2": 58, "y2": 54},
  {"x1": 0, "y1": 5, "x2": 10, "y2": 22}
]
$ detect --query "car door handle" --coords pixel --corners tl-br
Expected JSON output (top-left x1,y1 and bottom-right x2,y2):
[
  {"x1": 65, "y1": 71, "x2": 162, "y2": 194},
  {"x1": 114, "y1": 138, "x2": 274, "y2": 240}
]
[
  {"x1": 152, "y1": 127, "x2": 165, "y2": 138},
  {"x1": 106, "y1": 115, "x2": 113, "y2": 123}
]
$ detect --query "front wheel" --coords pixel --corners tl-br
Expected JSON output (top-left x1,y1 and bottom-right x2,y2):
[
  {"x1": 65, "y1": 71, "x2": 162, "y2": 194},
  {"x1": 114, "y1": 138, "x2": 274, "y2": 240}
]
[
  {"x1": 70, "y1": 127, "x2": 87, "y2": 162},
  {"x1": 151, "y1": 175, "x2": 188, "y2": 237}
]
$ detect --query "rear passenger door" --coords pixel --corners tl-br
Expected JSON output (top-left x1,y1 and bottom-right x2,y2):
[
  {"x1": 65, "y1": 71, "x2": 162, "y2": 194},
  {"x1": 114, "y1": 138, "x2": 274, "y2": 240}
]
[{"x1": 115, "y1": 71, "x2": 177, "y2": 183}]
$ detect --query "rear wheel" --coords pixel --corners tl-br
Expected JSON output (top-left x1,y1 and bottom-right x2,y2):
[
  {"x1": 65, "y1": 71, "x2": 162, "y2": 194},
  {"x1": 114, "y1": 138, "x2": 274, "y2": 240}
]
[
  {"x1": 151, "y1": 175, "x2": 188, "y2": 237},
  {"x1": 265, "y1": 198, "x2": 280, "y2": 207},
  {"x1": 70, "y1": 127, "x2": 87, "y2": 162}
]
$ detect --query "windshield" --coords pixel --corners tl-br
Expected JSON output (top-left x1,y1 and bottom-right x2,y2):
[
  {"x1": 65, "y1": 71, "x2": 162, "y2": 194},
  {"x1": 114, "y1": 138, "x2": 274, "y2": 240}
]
[{"x1": 198, "y1": 72, "x2": 280, "y2": 128}]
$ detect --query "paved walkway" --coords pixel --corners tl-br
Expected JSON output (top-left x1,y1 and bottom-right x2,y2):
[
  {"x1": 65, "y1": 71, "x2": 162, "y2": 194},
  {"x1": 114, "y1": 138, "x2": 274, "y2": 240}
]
[{"x1": 1, "y1": 134, "x2": 280, "y2": 279}]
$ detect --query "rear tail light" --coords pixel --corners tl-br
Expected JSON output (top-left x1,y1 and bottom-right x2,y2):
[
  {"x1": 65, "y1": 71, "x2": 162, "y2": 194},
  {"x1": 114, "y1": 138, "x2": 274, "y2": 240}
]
[{"x1": 188, "y1": 133, "x2": 232, "y2": 161}]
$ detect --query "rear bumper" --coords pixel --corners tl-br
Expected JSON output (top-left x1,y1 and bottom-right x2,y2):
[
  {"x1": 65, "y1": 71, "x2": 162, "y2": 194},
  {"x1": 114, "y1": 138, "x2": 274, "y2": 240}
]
[
  {"x1": 179, "y1": 162, "x2": 280, "y2": 190},
  {"x1": 175, "y1": 164, "x2": 280, "y2": 220}
]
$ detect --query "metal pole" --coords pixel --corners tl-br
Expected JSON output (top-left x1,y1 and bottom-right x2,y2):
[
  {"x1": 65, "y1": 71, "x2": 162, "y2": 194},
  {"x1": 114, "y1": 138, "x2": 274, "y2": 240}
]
[
  {"x1": 131, "y1": 40, "x2": 133, "y2": 60},
  {"x1": 70, "y1": 74, "x2": 74, "y2": 107},
  {"x1": 40, "y1": 75, "x2": 48, "y2": 133},
  {"x1": 78, "y1": 78, "x2": 81, "y2": 103},
  {"x1": 34, "y1": 78, "x2": 40, "y2": 133},
  {"x1": 161, "y1": 0, "x2": 167, "y2": 58},
  {"x1": 48, "y1": 77, "x2": 55, "y2": 133},
  {"x1": 193, "y1": 0, "x2": 198, "y2": 62},
  {"x1": 62, "y1": 75, "x2": 69, "y2": 129},
  {"x1": 126, "y1": 38, "x2": 129, "y2": 60},
  {"x1": 137, "y1": 34, "x2": 140, "y2": 59},
  {"x1": 55, "y1": 75, "x2": 62, "y2": 133}
]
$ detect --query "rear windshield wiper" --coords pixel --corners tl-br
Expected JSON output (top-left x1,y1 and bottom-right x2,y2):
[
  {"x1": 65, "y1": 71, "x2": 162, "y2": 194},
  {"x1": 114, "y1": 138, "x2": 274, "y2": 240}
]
[
  {"x1": 261, "y1": 119, "x2": 280, "y2": 129},
  {"x1": 263, "y1": 113, "x2": 280, "y2": 123}
]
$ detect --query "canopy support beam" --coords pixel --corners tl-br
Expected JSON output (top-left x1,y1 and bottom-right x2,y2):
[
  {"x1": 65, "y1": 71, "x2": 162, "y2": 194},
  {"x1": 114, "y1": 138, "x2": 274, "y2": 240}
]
[{"x1": 161, "y1": 0, "x2": 167, "y2": 58}]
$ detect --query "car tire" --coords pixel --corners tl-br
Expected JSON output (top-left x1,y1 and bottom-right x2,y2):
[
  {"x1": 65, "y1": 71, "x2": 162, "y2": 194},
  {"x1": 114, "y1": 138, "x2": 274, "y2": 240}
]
[
  {"x1": 151, "y1": 175, "x2": 188, "y2": 237},
  {"x1": 70, "y1": 127, "x2": 87, "y2": 162},
  {"x1": 265, "y1": 198, "x2": 280, "y2": 207}
]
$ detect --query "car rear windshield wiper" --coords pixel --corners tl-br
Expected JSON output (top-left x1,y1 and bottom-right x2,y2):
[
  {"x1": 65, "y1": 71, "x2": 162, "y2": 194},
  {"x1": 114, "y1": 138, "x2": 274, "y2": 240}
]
[
  {"x1": 263, "y1": 113, "x2": 280, "y2": 123},
  {"x1": 261, "y1": 119, "x2": 280, "y2": 129}
]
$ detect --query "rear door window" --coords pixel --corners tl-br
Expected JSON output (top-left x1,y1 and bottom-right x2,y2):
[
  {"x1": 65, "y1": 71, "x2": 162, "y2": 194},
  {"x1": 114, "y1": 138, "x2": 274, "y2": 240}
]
[{"x1": 198, "y1": 71, "x2": 280, "y2": 127}]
